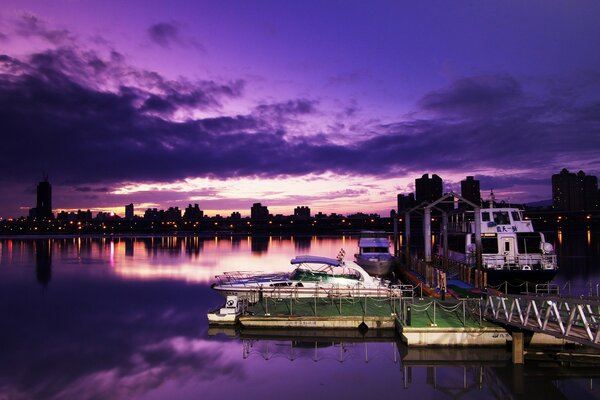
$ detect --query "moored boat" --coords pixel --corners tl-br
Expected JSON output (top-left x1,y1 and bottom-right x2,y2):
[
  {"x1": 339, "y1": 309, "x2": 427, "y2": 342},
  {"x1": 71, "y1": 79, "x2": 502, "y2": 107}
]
[
  {"x1": 354, "y1": 231, "x2": 394, "y2": 277},
  {"x1": 211, "y1": 253, "x2": 401, "y2": 302},
  {"x1": 441, "y1": 192, "x2": 558, "y2": 289}
]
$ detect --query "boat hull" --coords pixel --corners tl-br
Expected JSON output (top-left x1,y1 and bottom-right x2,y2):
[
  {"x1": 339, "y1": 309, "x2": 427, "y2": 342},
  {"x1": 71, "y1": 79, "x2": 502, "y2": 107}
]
[
  {"x1": 484, "y1": 269, "x2": 558, "y2": 292},
  {"x1": 354, "y1": 257, "x2": 394, "y2": 277}
]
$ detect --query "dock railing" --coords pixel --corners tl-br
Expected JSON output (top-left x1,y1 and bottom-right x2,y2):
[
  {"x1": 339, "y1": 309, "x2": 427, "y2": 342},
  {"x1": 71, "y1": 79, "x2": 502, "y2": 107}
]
[
  {"x1": 399, "y1": 298, "x2": 484, "y2": 328},
  {"x1": 245, "y1": 286, "x2": 405, "y2": 318}
]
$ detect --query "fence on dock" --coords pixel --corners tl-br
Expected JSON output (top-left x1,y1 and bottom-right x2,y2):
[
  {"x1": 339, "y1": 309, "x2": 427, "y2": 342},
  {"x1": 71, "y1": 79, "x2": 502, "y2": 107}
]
[
  {"x1": 484, "y1": 293, "x2": 600, "y2": 349},
  {"x1": 398, "y1": 298, "x2": 484, "y2": 328}
]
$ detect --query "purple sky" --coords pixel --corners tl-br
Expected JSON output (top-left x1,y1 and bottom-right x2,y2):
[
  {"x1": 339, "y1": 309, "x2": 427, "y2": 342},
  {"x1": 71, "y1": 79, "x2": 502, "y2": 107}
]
[{"x1": 1, "y1": 1, "x2": 599, "y2": 218}]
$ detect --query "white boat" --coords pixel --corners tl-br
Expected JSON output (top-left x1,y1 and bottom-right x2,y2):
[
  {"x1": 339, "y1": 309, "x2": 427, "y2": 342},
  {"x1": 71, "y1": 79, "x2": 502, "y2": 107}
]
[
  {"x1": 441, "y1": 192, "x2": 558, "y2": 288},
  {"x1": 211, "y1": 254, "x2": 401, "y2": 302},
  {"x1": 354, "y1": 231, "x2": 394, "y2": 277},
  {"x1": 207, "y1": 295, "x2": 245, "y2": 325}
]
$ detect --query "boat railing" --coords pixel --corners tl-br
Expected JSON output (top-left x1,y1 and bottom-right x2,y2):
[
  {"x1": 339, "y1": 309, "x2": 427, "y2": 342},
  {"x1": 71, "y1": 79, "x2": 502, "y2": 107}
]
[
  {"x1": 215, "y1": 271, "x2": 291, "y2": 286},
  {"x1": 228, "y1": 283, "x2": 405, "y2": 304},
  {"x1": 482, "y1": 254, "x2": 557, "y2": 270}
]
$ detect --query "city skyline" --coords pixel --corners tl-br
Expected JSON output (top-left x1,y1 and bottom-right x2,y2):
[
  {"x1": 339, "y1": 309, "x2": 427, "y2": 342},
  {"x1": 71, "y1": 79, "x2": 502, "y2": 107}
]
[
  {"x1": 1, "y1": 2, "x2": 600, "y2": 218},
  {"x1": 18, "y1": 170, "x2": 599, "y2": 221}
]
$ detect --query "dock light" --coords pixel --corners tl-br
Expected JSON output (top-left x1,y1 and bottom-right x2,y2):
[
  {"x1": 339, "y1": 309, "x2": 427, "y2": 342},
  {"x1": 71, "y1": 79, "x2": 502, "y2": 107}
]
[{"x1": 587, "y1": 215, "x2": 592, "y2": 220}]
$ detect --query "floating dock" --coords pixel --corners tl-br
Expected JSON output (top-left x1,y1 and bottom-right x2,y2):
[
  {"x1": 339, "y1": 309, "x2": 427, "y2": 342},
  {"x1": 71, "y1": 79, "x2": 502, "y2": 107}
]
[{"x1": 208, "y1": 295, "x2": 571, "y2": 352}]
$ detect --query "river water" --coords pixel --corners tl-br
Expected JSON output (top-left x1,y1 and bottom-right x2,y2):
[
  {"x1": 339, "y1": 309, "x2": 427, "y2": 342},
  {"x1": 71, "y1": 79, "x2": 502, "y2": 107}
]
[{"x1": 0, "y1": 231, "x2": 599, "y2": 400}]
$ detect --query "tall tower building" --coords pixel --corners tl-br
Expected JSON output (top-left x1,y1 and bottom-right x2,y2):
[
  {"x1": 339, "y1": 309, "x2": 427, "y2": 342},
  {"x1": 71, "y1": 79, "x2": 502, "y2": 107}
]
[
  {"x1": 35, "y1": 176, "x2": 53, "y2": 220},
  {"x1": 125, "y1": 203, "x2": 134, "y2": 220},
  {"x1": 251, "y1": 203, "x2": 269, "y2": 220},
  {"x1": 460, "y1": 176, "x2": 481, "y2": 206},
  {"x1": 415, "y1": 174, "x2": 443, "y2": 204}
]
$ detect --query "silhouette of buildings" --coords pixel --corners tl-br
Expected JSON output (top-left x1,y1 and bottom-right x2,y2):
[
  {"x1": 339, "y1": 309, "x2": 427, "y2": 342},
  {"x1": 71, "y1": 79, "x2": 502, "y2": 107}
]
[
  {"x1": 183, "y1": 204, "x2": 203, "y2": 220},
  {"x1": 125, "y1": 203, "x2": 134, "y2": 220},
  {"x1": 397, "y1": 193, "x2": 415, "y2": 212},
  {"x1": 251, "y1": 203, "x2": 269, "y2": 220},
  {"x1": 552, "y1": 169, "x2": 599, "y2": 211},
  {"x1": 460, "y1": 176, "x2": 481, "y2": 206},
  {"x1": 415, "y1": 173, "x2": 443, "y2": 204},
  {"x1": 294, "y1": 206, "x2": 311, "y2": 219},
  {"x1": 29, "y1": 176, "x2": 53, "y2": 220}
]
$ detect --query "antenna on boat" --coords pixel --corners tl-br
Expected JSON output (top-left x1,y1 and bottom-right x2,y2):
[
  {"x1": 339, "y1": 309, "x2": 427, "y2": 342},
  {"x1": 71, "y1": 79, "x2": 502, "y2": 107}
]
[
  {"x1": 489, "y1": 189, "x2": 496, "y2": 207},
  {"x1": 337, "y1": 248, "x2": 346, "y2": 264}
]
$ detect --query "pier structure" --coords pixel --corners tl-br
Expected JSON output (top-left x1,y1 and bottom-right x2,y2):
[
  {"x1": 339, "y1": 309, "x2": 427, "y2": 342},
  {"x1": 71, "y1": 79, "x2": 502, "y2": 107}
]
[{"x1": 484, "y1": 293, "x2": 600, "y2": 361}]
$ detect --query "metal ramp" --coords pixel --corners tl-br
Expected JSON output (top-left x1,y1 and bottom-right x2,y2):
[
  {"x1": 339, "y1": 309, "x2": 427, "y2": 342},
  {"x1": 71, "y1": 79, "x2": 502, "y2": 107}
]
[{"x1": 484, "y1": 294, "x2": 600, "y2": 349}]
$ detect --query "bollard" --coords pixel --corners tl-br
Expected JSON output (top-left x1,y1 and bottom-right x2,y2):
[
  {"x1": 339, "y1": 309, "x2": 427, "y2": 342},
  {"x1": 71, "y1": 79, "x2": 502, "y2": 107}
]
[{"x1": 406, "y1": 304, "x2": 412, "y2": 326}]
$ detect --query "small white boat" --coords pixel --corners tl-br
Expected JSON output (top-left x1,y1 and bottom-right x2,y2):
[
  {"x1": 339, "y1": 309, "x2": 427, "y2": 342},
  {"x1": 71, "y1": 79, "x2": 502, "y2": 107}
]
[
  {"x1": 207, "y1": 295, "x2": 245, "y2": 325},
  {"x1": 354, "y1": 231, "x2": 394, "y2": 277},
  {"x1": 211, "y1": 254, "x2": 401, "y2": 302}
]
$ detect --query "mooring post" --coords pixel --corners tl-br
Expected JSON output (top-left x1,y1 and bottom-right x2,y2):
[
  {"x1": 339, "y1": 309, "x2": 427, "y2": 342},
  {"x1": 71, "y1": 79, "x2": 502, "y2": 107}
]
[
  {"x1": 474, "y1": 206, "x2": 482, "y2": 271},
  {"x1": 512, "y1": 331, "x2": 524, "y2": 364},
  {"x1": 405, "y1": 211, "x2": 411, "y2": 265},
  {"x1": 424, "y1": 207, "x2": 432, "y2": 264},
  {"x1": 442, "y1": 211, "x2": 448, "y2": 263},
  {"x1": 392, "y1": 209, "x2": 399, "y2": 257}
]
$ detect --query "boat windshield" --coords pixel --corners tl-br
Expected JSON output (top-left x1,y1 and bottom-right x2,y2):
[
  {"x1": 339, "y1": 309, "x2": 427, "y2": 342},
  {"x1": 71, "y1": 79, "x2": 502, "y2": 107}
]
[
  {"x1": 361, "y1": 247, "x2": 389, "y2": 253},
  {"x1": 493, "y1": 211, "x2": 510, "y2": 225},
  {"x1": 289, "y1": 268, "x2": 361, "y2": 282}
]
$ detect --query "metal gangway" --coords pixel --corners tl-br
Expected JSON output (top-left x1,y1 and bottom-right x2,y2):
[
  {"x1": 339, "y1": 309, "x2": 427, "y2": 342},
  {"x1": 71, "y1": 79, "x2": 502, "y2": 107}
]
[{"x1": 484, "y1": 293, "x2": 600, "y2": 349}]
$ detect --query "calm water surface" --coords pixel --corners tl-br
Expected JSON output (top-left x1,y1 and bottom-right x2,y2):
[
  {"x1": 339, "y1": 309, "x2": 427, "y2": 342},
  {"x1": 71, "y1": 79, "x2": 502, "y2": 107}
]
[{"x1": 1, "y1": 232, "x2": 599, "y2": 400}]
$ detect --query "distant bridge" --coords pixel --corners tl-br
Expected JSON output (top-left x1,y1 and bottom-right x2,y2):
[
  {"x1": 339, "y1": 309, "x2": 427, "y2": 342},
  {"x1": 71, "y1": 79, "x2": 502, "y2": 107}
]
[{"x1": 484, "y1": 293, "x2": 600, "y2": 349}]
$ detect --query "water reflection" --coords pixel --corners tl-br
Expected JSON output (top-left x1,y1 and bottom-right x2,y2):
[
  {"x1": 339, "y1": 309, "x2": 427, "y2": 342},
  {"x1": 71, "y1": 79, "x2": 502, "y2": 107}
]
[
  {"x1": 0, "y1": 233, "x2": 600, "y2": 399},
  {"x1": 207, "y1": 329, "x2": 600, "y2": 400},
  {"x1": 35, "y1": 239, "x2": 52, "y2": 287}
]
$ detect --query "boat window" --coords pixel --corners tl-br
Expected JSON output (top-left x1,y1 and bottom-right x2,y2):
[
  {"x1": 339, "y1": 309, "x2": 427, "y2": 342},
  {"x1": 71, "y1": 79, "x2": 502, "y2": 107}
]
[
  {"x1": 516, "y1": 233, "x2": 542, "y2": 253},
  {"x1": 493, "y1": 211, "x2": 510, "y2": 225},
  {"x1": 481, "y1": 238, "x2": 498, "y2": 254},
  {"x1": 504, "y1": 242, "x2": 510, "y2": 252},
  {"x1": 481, "y1": 212, "x2": 490, "y2": 221}
]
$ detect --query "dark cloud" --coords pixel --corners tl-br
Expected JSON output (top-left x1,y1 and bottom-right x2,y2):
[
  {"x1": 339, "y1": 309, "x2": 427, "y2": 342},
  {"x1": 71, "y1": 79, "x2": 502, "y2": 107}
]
[
  {"x1": 148, "y1": 22, "x2": 181, "y2": 47},
  {"x1": 147, "y1": 22, "x2": 205, "y2": 51},
  {"x1": 255, "y1": 99, "x2": 317, "y2": 118},
  {"x1": 1, "y1": 42, "x2": 599, "y2": 215},
  {"x1": 0, "y1": 32, "x2": 8, "y2": 42},
  {"x1": 14, "y1": 13, "x2": 72, "y2": 45},
  {"x1": 74, "y1": 186, "x2": 109, "y2": 193},
  {"x1": 419, "y1": 75, "x2": 522, "y2": 117}
]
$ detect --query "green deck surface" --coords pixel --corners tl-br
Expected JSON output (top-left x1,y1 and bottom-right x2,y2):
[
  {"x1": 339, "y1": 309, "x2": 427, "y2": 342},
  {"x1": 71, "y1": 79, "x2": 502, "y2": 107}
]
[
  {"x1": 247, "y1": 297, "x2": 400, "y2": 318},
  {"x1": 246, "y1": 296, "x2": 498, "y2": 329},
  {"x1": 405, "y1": 298, "x2": 497, "y2": 328}
]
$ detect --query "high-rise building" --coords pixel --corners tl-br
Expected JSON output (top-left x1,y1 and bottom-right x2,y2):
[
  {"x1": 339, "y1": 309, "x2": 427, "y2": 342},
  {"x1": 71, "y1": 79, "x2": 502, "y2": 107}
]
[
  {"x1": 397, "y1": 193, "x2": 415, "y2": 212},
  {"x1": 415, "y1": 174, "x2": 443, "y2": 204},
  {"x1": 32, "y1": 176, "x2": 53, "y2": 220},
  {"x1": 125, "y1": 203, "x2": 134, "y2": 220},
  {"x1": 552, "y1": 169, "x2": 599, "y2": 211},
  {"x1": 460, "y1": 176, "x2": 481, "y2": 206},
  {"x1": 251, "y1": 203, "x2": 269, "y2": 220},
  {"x1": 294, "y1": 206, "x2": 311, "y2": 218},
  {"x1": 183, "y1": 204, "x2": 203, "y2": 220}
]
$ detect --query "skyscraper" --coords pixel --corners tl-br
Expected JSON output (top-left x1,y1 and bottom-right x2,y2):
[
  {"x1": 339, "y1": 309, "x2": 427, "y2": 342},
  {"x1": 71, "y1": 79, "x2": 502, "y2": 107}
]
[
  {"x1": 125, "y1": 203, "x2": 134, "y2": 220},
  {"x1": 460, "y1": 176, "x2": 481, "y2": 206},
  {"x1": 34, "y1": 176, "x2": 53, "y2": 220},
  {"x1": 415, "y1": 174, "x2": 443, "y2": 204}
]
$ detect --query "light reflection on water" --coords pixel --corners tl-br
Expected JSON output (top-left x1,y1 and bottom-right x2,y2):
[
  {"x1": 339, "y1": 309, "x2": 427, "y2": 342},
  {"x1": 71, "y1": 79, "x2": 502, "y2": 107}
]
[{"x1": 0, "y1": 233, "x2": 599, "y2": 400}]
